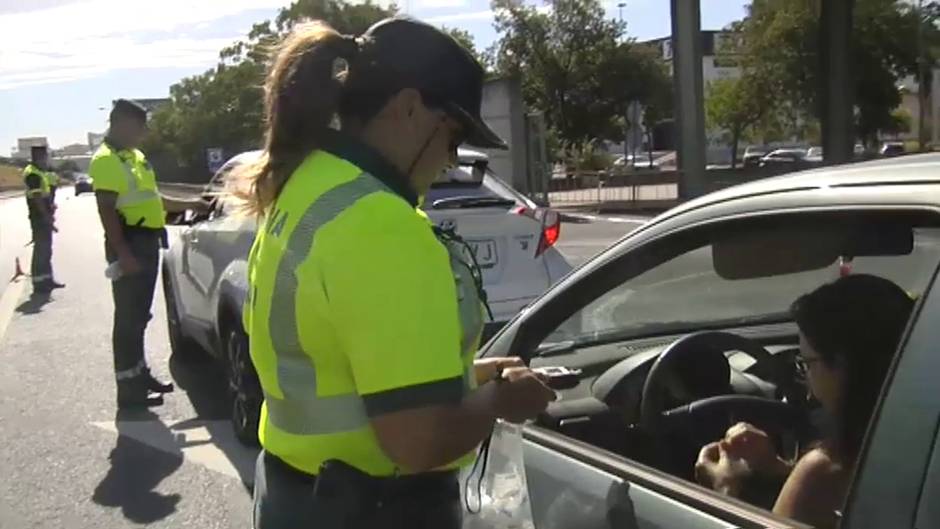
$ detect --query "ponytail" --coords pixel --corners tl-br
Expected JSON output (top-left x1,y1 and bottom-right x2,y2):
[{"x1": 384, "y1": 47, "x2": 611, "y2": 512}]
[{"x1": 235, "y1": 21, "x2": 359, "y2": 216}]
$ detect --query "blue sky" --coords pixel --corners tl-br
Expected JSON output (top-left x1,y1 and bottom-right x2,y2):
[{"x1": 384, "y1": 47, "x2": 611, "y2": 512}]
[{"x1": 0, "y1": 0, "x2": 748, "y2": 153}]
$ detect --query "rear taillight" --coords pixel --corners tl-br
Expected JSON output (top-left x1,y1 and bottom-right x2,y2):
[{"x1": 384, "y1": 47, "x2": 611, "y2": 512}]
[
  {"x1": 536, "y1": 210, "x2": 560, "y2": 256},
  {"x1": 512, "y1": 206, "x2": 561, "y2": 257}
]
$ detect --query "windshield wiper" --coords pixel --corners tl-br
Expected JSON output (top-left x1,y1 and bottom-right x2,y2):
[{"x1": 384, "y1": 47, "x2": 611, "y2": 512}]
[{"x1": 430, "y1": 196, "x2": 516, "y2": 209}]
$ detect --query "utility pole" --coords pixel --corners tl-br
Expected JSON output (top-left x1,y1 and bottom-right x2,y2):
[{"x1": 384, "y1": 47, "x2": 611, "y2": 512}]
[
  {"x1": 670, "y1": 0, "x2": 706, "y2": 198},
  {"x1": 819, "y1": 0, "x2": 854, "y2": 164}
]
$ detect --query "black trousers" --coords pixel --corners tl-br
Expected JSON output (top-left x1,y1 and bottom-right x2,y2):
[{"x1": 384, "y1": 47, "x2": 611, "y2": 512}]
[
  {"x1": 106, "y1": 231, "x2": 160, "y2": 379},
  {"x1": 252, "y1": 451, "x2": 463, "y2": 529},
  {"x1": 29, "y1": 220, "x2": 53, "y2": 288}
]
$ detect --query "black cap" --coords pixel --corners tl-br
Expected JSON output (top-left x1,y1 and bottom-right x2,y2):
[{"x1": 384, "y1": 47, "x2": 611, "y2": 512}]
[
  {"x1": 357, "y1": 17, "x2": 506, "y2": 150},
  {"x1": 111, "y1": 98, "x2": 148, "y2": 123}
]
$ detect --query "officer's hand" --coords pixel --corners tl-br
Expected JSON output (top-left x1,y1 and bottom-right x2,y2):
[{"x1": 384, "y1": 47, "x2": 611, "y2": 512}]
[
  {"x1": 473, "y1": 357, "x2": 525, "y2": 385},
  {"x1": 492, "y1": 367, "x2": 556, "y2": 423},
  {"x1": 118, "y1": 252, "x2": 142, "y2": 276}
]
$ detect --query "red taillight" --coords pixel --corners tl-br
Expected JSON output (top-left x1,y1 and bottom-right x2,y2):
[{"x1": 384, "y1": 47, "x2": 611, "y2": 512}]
[
  {"x1": 512, "y1": 205, "x2": 561, "y2": 256},
  {"x1": 536, "y1": 209, "x2": 560, "y2": 257}
]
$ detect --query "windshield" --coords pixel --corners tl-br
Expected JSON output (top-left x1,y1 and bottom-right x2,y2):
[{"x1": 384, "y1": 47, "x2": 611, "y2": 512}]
[{"x1": 547, "y1": 227, "x2": 940, "y2": 346}]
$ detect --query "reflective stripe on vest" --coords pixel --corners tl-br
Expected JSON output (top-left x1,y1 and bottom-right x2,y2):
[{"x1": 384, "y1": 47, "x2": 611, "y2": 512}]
[
  {"x1": 114, "y1": 157, "x2": 160, "y2": 208},
  {"x1": 263, "y1": 174, "x2": 389, "y2": 436}
]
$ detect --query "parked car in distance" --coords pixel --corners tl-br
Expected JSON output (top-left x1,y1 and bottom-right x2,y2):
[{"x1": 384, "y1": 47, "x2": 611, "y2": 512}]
[
  {"x1": 612, "y1": 153, "x2": 659, "y2": 170},
  {"x1": 758, "y1": 148, "x2": 807, "y2": 167},
  {"x1": 478, "y1": 153, "x2": 940, "y2": 529},
  {"x1": 881, "y1": 141, "x2": 905, "y2": 157},
  {"x1": 805, "y1": 146, "x2": 823, "y2": 163},
  {"x1": 73, "y1": 173, "x2": 92, "y2": 195},
  {"x1": 742, "y1": 145, "x2": 769, "y2": 167},
  {"x1": 161, "y1": 148, "x2": 573, "y2": 444}
]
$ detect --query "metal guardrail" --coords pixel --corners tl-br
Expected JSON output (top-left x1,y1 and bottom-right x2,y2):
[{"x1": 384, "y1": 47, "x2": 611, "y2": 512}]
[{"x1": 548, "y1": 170, "x2": 679, "y2": 208}]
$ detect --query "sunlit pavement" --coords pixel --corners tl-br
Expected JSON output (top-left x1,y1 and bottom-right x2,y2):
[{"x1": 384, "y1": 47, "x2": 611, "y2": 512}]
[{"x1": 0, "y1": 192, "x2": 644, "y2": 527}]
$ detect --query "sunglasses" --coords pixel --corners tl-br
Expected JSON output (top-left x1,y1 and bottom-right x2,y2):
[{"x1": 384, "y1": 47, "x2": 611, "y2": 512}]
[{"x1": 795, "y1": 355, "x2": 823, "y2": 376}]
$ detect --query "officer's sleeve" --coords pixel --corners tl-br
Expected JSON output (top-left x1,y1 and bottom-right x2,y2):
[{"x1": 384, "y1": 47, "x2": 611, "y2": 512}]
[
  {"x1": 25, "y1": 174, "x2": 43, "y2": 197},
  {"x1": 326, "y1": 194, "x2": 466, "y2": 418},
  {"x1": 89, "y1": 154, "x2": 126, "y2": 194}
]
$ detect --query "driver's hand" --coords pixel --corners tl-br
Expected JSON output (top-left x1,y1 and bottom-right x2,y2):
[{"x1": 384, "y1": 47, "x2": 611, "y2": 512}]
[
  {"x1": 694, "y1": 441, "x2": 750, "y2": 497},
  {"x1": 723, "y1": 422, "x2": 790, "y2": 478}
]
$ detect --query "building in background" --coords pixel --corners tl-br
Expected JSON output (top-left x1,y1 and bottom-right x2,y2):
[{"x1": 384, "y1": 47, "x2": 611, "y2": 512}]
[
  {"x1": 87, "y1": 132, "x2": 106, "y2": 150},
  {"x1": 54, "y1": 143, "x2": 92, "y2": 157},
  {"x1": 644, "y1": 30, "x2": 742, "y2": 84},
  {"x1": 11, "y1": 137, "x2": 49, "y2": 160}
]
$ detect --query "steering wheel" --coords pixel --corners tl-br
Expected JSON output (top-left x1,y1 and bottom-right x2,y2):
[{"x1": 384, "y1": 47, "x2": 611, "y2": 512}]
[{"x1": 639, "y1": 332, "x2": 807, "y2": 446}]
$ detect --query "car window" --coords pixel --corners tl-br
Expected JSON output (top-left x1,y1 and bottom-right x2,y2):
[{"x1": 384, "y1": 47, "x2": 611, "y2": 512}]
[
  {"x1": 525, "y1": 211, "x2": 938, "y2": 529},
  {"x1": 423, "y1": 165, "x2": 530, "y2": 208},
  {"x1": 546, "y1": 221, "x2": 940, "y2": 347}
]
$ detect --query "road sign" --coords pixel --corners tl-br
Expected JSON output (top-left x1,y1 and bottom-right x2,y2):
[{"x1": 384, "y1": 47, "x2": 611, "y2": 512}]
[{"x1": 206, "y1": 148, "x2": 224, "y2": 174}]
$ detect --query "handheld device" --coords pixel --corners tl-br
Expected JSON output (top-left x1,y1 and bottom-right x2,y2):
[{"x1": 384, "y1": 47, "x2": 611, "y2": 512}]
[{"x1": 533, "y1": 366, "x2": 582, "y2": 390}]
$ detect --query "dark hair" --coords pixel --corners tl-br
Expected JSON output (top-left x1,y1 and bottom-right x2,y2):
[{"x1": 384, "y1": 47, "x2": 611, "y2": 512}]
[
  {"x1": 791, "y1": 274, "x2": 914, "y2": 461},
  {"x1": 235, "y1": 21, "x2": 384, "y2": 216}
]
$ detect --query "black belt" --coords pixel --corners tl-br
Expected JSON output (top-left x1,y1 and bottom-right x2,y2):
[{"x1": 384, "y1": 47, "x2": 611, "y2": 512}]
[
  {"x1": 121, "y1": 224, "x2": 168, "y2": 248},
  {"x1": 264, "y1": 451, "x2": 458, "y2": 496}
]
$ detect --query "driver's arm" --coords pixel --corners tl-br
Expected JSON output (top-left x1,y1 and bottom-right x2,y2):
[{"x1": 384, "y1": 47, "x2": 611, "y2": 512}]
[{"x1": 773, "y1": 449, "x2": 844, "y2": 527}]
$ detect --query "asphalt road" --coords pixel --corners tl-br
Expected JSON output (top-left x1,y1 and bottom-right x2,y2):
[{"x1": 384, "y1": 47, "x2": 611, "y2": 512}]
[{"x1": 0, "y1": 191, "x2": 643, "y2": 528}]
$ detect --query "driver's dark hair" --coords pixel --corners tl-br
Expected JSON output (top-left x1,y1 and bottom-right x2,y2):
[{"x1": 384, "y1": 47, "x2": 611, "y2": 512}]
[{"x1": 791, "y1": 274, "x2": 914, "y2": 463}]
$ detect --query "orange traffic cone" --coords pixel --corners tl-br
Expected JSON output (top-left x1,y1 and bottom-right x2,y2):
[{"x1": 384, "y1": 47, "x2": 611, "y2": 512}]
[{"x1": 11, "y1": 257, "x2": 25, "y2": 281}]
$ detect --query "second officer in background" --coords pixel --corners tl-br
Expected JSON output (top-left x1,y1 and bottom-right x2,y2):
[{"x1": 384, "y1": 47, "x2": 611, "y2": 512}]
[{"x1": 89, "y1": 99, "x2": 176, "y2": 408}]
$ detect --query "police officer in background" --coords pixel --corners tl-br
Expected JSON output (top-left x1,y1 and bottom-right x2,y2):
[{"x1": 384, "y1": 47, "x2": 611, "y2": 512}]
[
  {"x1": 90, "y1": 99, "x2": 204, "y2": 408},
  {"x1": 240, "y1": 18, "x2": 555, "y2": 529},
  {"x1": 23, "y1": 145, "x2": 65, "y2": 294}
]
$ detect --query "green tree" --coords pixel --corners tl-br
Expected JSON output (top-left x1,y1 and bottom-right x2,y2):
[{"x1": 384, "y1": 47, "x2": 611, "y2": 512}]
[
  {"x1": 143, "y1": 0, "x2": 396, "y2": 180},
  {"x1": 739, "y1": 0, "x2": 921, "y2": 145},
  {"x1": 705, "y1": 76, "x2": 767, "y2": 168},
  {"x1": 490, "y1": 0, "x2": 670, "y2": 160},
  {"x1": 442, "y1": 26, "x2": 489, "y2": 69}
]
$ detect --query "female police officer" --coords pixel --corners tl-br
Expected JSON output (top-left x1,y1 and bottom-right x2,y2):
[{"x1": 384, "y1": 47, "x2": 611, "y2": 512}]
[{"x1": 238, "y1": 17, "x2": 556, "y2": 529}]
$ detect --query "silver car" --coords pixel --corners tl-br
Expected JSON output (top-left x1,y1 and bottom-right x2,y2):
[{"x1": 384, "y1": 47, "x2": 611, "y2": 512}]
[
  {"x1": 477, "y1": 154, "x2": 940, "y2": 528},
  {"x1": 162, "y1": 149, "x2": 571, "y2": 443}
]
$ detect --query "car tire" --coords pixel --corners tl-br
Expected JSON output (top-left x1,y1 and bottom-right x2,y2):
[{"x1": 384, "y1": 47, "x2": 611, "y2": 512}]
[
  {"x1": 224, "y1": 324, "x2": 262, "y2": 446},
  {"x1": 162, "y1": 269, "x2": 203, "y2": 362}
]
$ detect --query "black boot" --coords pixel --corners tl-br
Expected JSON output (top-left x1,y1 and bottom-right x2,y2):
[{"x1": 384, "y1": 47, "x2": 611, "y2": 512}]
[
  {"x1": 49, "y1": 280, "x2": 65, "y2": 289},
  {"x1": 143, "y1": 367, "x2": 174, "y2": 394},
  {"x1": 117, "y1": 376, "x2": 164, "y2": 409}
]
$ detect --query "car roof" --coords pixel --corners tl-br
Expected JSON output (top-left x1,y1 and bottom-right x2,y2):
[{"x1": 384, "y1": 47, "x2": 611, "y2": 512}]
[
  {"x1": 766, "y1": 148, "x2": 806, "y2": 155},
  {"x1": 656, "y1": 153, "x2": 940, "y2": 223}
]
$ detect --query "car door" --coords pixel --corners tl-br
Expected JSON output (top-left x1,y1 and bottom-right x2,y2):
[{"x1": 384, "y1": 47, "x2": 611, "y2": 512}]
[
  {"x1": 842, "y1": 251, "x2": 940, "y2": 528},
  {"x1": 479, "y1": 206, "x2": 940, "y2": 529},
  {"x1": 179, "y1": 197, "x2": 255, "y2": 328}
]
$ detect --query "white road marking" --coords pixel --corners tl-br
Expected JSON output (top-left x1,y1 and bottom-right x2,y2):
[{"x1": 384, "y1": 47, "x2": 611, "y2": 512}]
[
  {"x1": 0, "y1": 277, "x2": 26, "y2": 347},
  {"x1": 90, "y1": 419, "x2": 258, "y2": 483},
  {"x1": 563, "y1": 213, "x2": 650, "y2": 224}
]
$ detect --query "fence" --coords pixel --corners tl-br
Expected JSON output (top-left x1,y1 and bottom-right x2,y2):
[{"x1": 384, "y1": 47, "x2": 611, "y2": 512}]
[
  {"x1": 548, "y1": 170, "x2": 680, "y2": 210},
  {"x1": 546, "y1": 165, "x2": 802, "y2": 211}
]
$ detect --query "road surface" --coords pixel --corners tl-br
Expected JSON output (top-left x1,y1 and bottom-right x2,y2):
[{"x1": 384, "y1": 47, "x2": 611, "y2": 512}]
[{"x1": 0, "y1": 191, "x2": 641, "y2": 528}]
